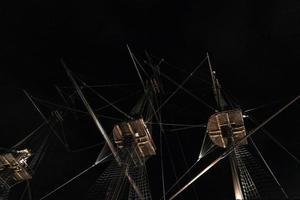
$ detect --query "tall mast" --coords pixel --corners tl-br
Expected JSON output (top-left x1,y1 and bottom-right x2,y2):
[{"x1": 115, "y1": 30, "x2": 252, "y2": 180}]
[
  {"x1": 61, "y1": 60, "x2": 121, "y2": 164},
  {"x1": 61, "y1": 61, "x2": 145, "y2": 198},
  {"x1": 207, "y1": 53, "x2": 222, "y2": 111},
  {"x1": 207, "y1": 53, "x2": 244, "y2": 200}
]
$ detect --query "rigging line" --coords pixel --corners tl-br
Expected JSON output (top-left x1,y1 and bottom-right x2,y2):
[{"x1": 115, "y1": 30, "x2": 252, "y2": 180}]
[
  {"x1": 155, "y1": 95, "x2": 189, "y2": 200},
  {"x1": 62, "y1": 66, "x2": 143, "y2": 197},
  {"x1": 156, "y1": 96, "x2": 180, "y2": 200},
  {"x1": 149, "y1": 90, "x2": 169, "y2": 200},
  {"x1": 23, "y1": 90, "x2": 68, "y2": 149},
  {"x1": 152, "y1": 56, "x2": 209, "y2": 118},
  {"x1": 144, "y1": 164, "x2": 153, "y2": 200},
  {"x1": 249, "y1": 137, "x2": 289, "y2": 199},
  {"x1": 248, "y1": 115, "x2": 300, "y2": 165},
  {"x1": 147, "y1": 60, "x2": 216, "y2": 111},
  {"x1": 59, "y1": 83, "x2": 134, "y2": 89},
  {"x1": 200, "y1": 144, "x2": 217, "y2": 160},
  {"x1": 11, "y1": 122, "x2": 46, "y2": 149},
  {"x1": 198, "y1": 132, "x2": 207, "y2": 161},
  {"x1": 149, "y1": 93, "x2": 192, "y2": 193},
  {"x1": 220, "y1": 83, "x2": 242, "y2": 109},
  {"x1": 160, "y1": 121, "x2": 166, "y2": 200},
  {"x1": 244, "y1": 98, "x2": 289, "y2": 113},
  {"x1": 150, "y1": 84, "x2": 181, "y2": 199},
  {"x1": 52, "y1": 116, "x2": 103, "y2": 153},
  {"x1": 169, "y1": 95, "x2": 300, "y2": 200},
  {"x1": 67, "y1": 90, "x2": 78, "y2": 101},
  {"x1": 142, "y1": 80, "x2": 168, "y2": 199},
  {"x1": 156, "y1": 98, "x2": 167, "y2": 200},
  {"x1": 61, "y1": 72, "x2": 141, "y2": 117},
  {"x1": 33, "y1": 139, "x2": 50, "y2": 171},
  {"x1": 147, "y1": 122, "x2": 206, "y2": 128},
  {"x1": 55, "y1": 85, "x2": 70, "y2": 106},
  {"x1": 167, "y1": 125, "x2": 205, "y2": 132},
  {"x1": 39, "y1": 153, "x2": 112, "y2": 200},
  {"x1": 65, "y1": 72, "x2": 133, "y2": 119},
  {"x1": 95, "y1": 89, "x2": 141, "y2": 112},
  {"x1": 148, "y1": 53, "x2": 212, "y2": 86},
  {"x1": 19, "y1": 183, "x2": 28, "y2": 200},
  {"x1": 29, "y1": 132, "x2": 50, "y2": 169},
  {"x1": 20, "y1": 141, "x2": 49, "y2": 200},
  {"x1": 58, "y1": 117, "x2": 70, "y2": 150},
  {"x1": 160, "y1": 161, "x2": 199, "y2": 200},
  {"x1": 69, "y1": 71, "x2": 134, "y2": 119},
  {"x1": 55, "y1": 85, "x2": 79, "y2": 120},
  {"x1": 125, "y1": 167, "x2": 144, "y2": 200},
  {"x1": 78, "y1": 80, "x2": 133, "y2": 120},
  {"x1": 0, "y1": 147, "x2": 15, "y2": 152},
  {"x1": 175, "y1": 134, "x2": 200, "y2": 200},
  {"x1": 133, "y1": 53, "x2": 151, "y2": 79},
  {"x1": 62, "y1": 60, "x2": 121, "y2": 164},
  {"x1": 127, "y1": 44, "x2": 146, "y2": 92},
  {"x1": 31, "y1": 96, "x2": 124, "y2": 121},
  {"x1": 207, "y1": 52, "x2": 220, "y2": 110},
  {"x1": 26, "y1": 180, "x2": 33, "y2": 200},
  {"x1": 68, "y1": 142, "x2": 104, "y2": 153},
  {"x1": 162, "y1": 129, "x2": 179, "y2": 182}
]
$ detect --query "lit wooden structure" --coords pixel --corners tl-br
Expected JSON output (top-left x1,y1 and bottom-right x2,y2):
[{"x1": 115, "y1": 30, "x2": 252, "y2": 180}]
[
  {"x1": 0, "y1": 149, "x2": 32, "y2": 187},
  {"x1": 113, "y1": 118, "x2": 156, "y2": 162},
  {"x1": 207, "y1": 109, "x2": 247, "y2": 148}
]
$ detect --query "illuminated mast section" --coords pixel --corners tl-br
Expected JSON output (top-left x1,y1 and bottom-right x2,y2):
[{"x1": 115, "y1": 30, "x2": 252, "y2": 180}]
[
  {"x1": 0, "y1": 149, "x2": 32, "y2": 198},
  {"x1": 206, "y1": 53, "x2": 246, "y2": 200},
  {"x1": 112, "y1": 62, "x2": 159, "y2": 167}
]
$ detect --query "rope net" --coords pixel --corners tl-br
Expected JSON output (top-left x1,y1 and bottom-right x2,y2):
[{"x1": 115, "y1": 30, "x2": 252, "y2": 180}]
[
  {"x1": 87, "y1": 150, "x2": 152, "y2": 200},
  {"x1": 235, "y1": 145, "x2": 286, "y2": 200}
]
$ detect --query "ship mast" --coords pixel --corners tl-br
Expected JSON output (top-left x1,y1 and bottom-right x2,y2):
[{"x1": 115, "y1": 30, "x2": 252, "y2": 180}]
[{"x1": 207, "y1": 53, "x2": 244, "y2": 200}]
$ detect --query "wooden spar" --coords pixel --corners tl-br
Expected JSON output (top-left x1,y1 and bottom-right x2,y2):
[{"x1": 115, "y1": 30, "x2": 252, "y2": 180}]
[
  {"x1": 61, "y1": 60, "x2": 121, "y2": 165},
  {"x1": 207, "y1": 53, "x2": 244, "y2": 199},
  {"x1": 127, "y1": 44, "x2": 146, "y2": 92},
  {"x1": 23, "y1": 90, "x2": 69, "y2": 150},
  {"x1": 207, "y1": 53, "x2": 221, "y2": 110},
  {"x1": 61, "y1": 60, "x2": 144, "y2": 198}
]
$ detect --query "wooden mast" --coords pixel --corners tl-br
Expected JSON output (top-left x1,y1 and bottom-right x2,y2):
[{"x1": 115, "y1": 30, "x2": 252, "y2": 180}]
[{"x1": 207, "y1": 53, "x2": 244, "y2": 200}]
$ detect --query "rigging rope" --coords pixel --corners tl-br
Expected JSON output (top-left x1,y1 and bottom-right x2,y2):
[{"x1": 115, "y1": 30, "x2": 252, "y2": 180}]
[
  {"x1": 76, "y1": 79, "x2": 133, "y2": 120},
  {"x1": 11, "y1": 122, "x2": 46, "y2": 149},
  {"x1": 95, "y1": 90, "x2": 141, "y2": 112},
  {"x1": 235, "y1": 146, "x2": 260, "y2": 200},
  {"x1": 23, "y1": 90, "x2": 69, "y2": 150},
  {"x1": 244, "y1": 98, "x2": 289, "y2": 113},
  {"x1": 148, "y1": 53, "x2": 212, "y2": 86},
  {"x1": 59, "y1": 83, "x2": 134, "y2": 89},
  {"x1": 175, "y1": 134, "x2": 200, "y2": 200},
  {"x1": 39, "y1": 154, "x2": 112, "y2": 200},
  {"x1": 133, "y1": 53, "x2": 151, "y2": 79},
  {"x1": 148, "y1": 63, "x2": 216, "y2": 111},
  {"x1": 160, "y1": 160, "x2": 199, "y2": 200},
  {"x1": 198, "y1": 132, "x2": 208, "y2": 161},
  {"x1": 127, "y1": 45, "x2": 146, "y2": 92},
  {"x1": 147, "y1": 122, "x2": 206, "y2": 128},
  {"x1": 151, "y1": 57, "x2": 210, "y2": 119},
  {"x1": 249, "y1": 138, "x2": 289, "y2": 199},
  {"x1": 159, "y1": 109, "x2": 166, "y2": 200},
  {"x1": 26, "y1": 181, "x2": 33, "y2": 200},
  {"x1": 32, "y1": 96, "x2": 124, "y2": 121},
  {"x1": 167, "y1": 125, "x2": 205, "y2": 132},
  {"x1": 248, "y1": 115, "x2": 300, "y2": 165}
]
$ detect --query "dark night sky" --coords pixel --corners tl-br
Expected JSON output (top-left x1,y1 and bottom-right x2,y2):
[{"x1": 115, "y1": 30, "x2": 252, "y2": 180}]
[{"x1": 1, "y1": 0, "x2": 300, "y2": 199}]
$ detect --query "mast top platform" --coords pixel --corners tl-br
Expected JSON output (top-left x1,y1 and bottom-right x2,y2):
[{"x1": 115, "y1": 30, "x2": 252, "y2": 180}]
[{"x1": 207, "y1": 109, "x2": 247, "y2": 148}]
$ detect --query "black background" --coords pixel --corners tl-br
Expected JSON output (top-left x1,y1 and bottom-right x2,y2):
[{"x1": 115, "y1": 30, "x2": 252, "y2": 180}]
[{"x1": 1, "y1": 0, "x2": 300, "y2": 199}]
